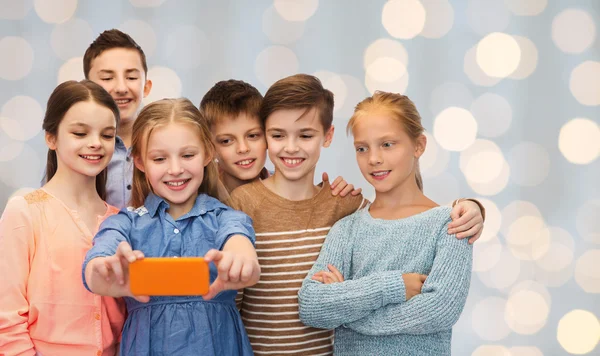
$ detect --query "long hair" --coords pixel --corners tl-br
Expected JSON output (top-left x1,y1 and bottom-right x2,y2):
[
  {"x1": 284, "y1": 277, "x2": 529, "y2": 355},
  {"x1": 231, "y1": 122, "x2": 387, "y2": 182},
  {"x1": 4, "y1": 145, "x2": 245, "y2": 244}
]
[
  {"x1": 130, "y1": 98, "x2": 221, "y2": 207},
  {"x1": 43, "y1": 80, "x2": 120, "y2": 199},
  {"x1": 347, "y1": 91, "x2": 424, "y2": 191}
]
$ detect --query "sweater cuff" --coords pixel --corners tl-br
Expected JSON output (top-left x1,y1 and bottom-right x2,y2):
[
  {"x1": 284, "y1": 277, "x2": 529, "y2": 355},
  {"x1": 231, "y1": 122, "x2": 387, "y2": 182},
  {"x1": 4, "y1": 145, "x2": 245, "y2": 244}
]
[{"x1": 380, "y1": 270, "x2": 406, "y2": 306}]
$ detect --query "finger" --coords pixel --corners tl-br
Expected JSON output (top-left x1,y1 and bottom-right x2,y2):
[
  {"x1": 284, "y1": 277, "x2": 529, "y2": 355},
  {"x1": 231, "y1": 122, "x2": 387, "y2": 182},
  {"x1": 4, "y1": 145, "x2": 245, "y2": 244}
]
[
  {"x1": 351, "y1": 187, "x2": 362, "y2": 196},
  {"x1": 328, "y1": 264, "x2": 344, "y2": 281},
  {"x1": 116, "y1": 242, "x2": 137, "y2": 263},
  {"x1": 217, "y1": 253, "x2": 233, "y2": 282},
  {"x1": 133, "y1": 250, "x2": 145, "y2": 260},
  {"x1": 322, "y1": 172, "x2": 329, "y2": 183},
  {"x1": 311, "y1": 275, "x2": 324, "y2": 283},
  {"x1": 449, "y1": 204, "x2": 463, "y2": 222},
  {"x1": 419, "y1": 274, "x2": 427, "y2": 283},
  {"x1": 240, "y1": 260, "x2": 257, "y2": 283},
  {"x1": 107, "y1": 257, "x2": 126, "y2": 285},
  {"x1": 133, "y1": 295, "x2": 150, "y2": 303},
  {"x1": 204, "y1": 279, "x2": 225, "y2": 301},
  {"x1": 456, "y1": 224, "x2": 480, "y2": 239},
  {"x1": 330, "y1": 176, "x2": 344, "y2": 190},
  {"x1": 204, "y1": 249, "x2": 222, "y2": 263},
  {"x1": 97, "y1": 261, "x2": 111, "y2": 282},
  {"x1": 469, "y1": 229, "x2": 483, "y2": 244},
  {"x1": 228, "y1": 257, "x2": 243, "y2": 283},
  {"x1": 448, "y1": 211, "x2": 475, "y2": 233},
  {"x1": 338, "y1": 184, "x2": 354, "y2": 197},
  {"x1": 451, "y1": 217, "x2": 478, "y2": 235}
]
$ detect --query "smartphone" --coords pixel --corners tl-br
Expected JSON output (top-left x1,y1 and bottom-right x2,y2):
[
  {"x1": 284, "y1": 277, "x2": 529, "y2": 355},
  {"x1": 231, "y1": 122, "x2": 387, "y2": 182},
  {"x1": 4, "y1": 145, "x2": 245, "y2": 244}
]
[{"x1": 129, "y1": 257, "x2": 210, "y2": 296}]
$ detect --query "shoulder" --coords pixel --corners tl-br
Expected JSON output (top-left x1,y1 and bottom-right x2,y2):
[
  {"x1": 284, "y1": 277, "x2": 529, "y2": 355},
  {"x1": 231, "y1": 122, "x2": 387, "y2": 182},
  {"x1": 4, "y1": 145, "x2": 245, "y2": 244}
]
[
  {"x1": 321, "y1": 191, "x2": 367, "y2": 221},
  {"x1": 228, "y1": 181, "x2": 262, "y2": 212},
  {"x1": 329, "y1": 208, "x2": 365, "y2": 234},
  {"x1": 1, "y1": 195, "x2": 30, "y2": 220}
]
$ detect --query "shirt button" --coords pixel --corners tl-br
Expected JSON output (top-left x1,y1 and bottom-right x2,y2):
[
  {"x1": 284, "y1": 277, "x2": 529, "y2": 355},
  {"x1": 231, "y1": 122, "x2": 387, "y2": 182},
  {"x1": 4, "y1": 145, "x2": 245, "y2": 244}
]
[
  {"x1": 95, "y1": 313, "x2": 100, "y2": 320},
  {"x1": 174, "y1": 228, "x2": 180, "y2": 234},
  {"x1": 97, "y1": 350, "x2": 102, "y2": 356},
  {"x1": 127, "y1": 185, "x2": 132, "y2": 190},
  {"x1": 126, "y1": 157, "x2": 131, "y2": 162}
]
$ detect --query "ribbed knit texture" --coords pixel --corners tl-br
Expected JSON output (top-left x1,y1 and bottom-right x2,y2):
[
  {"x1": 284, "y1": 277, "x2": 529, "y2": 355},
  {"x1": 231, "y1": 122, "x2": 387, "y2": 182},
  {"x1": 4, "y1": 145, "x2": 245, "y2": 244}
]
[{"x1": 298, "y1": 206, "x2": 472, "y2": 356}]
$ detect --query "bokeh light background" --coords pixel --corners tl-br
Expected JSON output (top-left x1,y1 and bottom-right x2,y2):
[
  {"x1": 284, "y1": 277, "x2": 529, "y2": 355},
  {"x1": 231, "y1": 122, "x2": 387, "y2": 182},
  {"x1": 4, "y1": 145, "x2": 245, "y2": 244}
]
[{"x1": 1, "y1": 0, "x2": 599, "y2": 354}]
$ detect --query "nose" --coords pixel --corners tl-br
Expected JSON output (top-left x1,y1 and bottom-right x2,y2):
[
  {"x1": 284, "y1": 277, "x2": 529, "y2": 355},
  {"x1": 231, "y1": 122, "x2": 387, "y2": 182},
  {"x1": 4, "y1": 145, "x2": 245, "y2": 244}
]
[
  {"x1": 167, "y1": 158, "x2": 184, "y2": 175},
  {"x1": 237, "y1": 139, "x2": 250, "y2": 154},
  {"x1": 283, "y1": 137, "x2": 299, "y2": 154},
  {"x1": 87, "y1": 135, "x2": 101, "y2": 150},
  {"x1": 115, "y1": 76, "x2": 128, "y2": 94},
  {"x1": 368, "y1": 149, "x2": 382, "y2": 166}
]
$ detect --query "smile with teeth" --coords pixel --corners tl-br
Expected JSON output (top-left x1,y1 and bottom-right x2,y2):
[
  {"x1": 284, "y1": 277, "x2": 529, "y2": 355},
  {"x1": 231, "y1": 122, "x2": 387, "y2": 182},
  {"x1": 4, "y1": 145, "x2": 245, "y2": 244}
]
[
  {"x1": 80, "y1": 154, "x2": 103, "y2": 160},
  {"x1": 281, "y1": 158, "x2": 304, "y2": 166},
  {"x1": 114, "y1": 99, "x2": 132, "y2": 105},
  {"x1": 165, "y1": 179, "x2": 190, "y2": 187},
  {"x1": 371, "y1": 170, "x2": 391, "y2": 179},
  {"x1": 236, "y1": 159, "x2": 255, "y2": 166}
]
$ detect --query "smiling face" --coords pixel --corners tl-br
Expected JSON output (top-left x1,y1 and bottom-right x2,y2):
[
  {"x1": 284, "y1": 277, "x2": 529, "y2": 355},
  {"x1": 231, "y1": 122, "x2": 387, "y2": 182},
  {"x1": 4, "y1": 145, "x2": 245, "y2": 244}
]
[
  {"x1": 135, "y1": 122, "x2": 211, "y2": 214},
  {"x1": 265, "y1": 107, "x2": 334, "y2": 183},
  {"x1": 352, "y1": 113, "x2": 425, "y2": 194},
  {"x1": 211, "y1": 113, "x2": 267, "y2": 184},
  {"x1": 46, "y1": 100, "x2": 117, "y2": 179}
]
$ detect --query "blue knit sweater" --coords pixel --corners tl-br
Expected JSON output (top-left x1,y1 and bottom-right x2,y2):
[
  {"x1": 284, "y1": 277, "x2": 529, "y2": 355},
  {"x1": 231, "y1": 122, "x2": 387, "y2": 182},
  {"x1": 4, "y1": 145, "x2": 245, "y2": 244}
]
[{"x1": 298, "y1": 206, "x2": 472, "y2": 356}]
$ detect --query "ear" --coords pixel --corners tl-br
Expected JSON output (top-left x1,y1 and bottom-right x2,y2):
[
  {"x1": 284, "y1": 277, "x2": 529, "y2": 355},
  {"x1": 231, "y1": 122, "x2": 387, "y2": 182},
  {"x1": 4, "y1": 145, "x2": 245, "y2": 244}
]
[
  {"x1": 323, "y1": 125, "x2": 335, "y2": 148},
  {"x1": 143, "y1": 79, "x2": 153, "y2": 98},
  {"x1": 45, "y1": 132, "x2": 57, "y2": 150},
  {"x1": 133, "y1": 155, "x2": 146, "y2": 173},
  {"x1": 203, "y1": 150, "x2": 213, "y2": 167},
  {"x1": 415, "y1": 134, "x2": 427, "y2": 159}
]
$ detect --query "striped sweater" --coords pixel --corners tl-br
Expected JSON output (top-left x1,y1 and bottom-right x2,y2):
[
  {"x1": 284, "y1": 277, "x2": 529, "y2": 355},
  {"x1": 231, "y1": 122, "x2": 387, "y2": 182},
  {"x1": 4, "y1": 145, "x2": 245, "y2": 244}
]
[{"x1": 228, "y1": 179, "x2": 366, "y2": 356}]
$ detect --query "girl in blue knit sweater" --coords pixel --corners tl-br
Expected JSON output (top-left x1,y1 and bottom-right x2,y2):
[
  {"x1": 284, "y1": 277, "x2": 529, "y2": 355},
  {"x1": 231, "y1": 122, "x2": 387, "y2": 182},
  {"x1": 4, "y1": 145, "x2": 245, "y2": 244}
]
[{"x1": 298, "y1": 91, "x2": 473, "y2": 356}]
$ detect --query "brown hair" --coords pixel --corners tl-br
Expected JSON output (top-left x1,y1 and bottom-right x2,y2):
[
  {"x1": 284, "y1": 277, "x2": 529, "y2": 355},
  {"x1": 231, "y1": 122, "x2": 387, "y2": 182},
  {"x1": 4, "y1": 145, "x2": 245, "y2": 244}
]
[
  {"x1": 43, "y1": 80, "x2": 120, "y2": 199},
  {"x1": 259, "y1": 74, "x2": 334, "y2": 131},
  {"x1": 83, "y1": 29, "x2": 148, "y2": 79},
  {"x1": 130, "y1": 98, "x2": 221, "y2": 207},
  {"x1": 199, "y1": 79, "x2": 263, "y2": 128},
  {"x1": 347, "y1": 91, "x2": 424, "y2": 191}
]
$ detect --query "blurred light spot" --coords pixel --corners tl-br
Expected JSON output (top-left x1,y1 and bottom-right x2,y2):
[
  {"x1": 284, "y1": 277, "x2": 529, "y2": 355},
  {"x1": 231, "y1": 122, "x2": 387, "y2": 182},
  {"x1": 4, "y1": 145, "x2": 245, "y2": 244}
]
[
  {"x1": 0, "y1": 37, "x2": 34, "y2": 81},
  {"x1": 420, "y1": 132, "x2": 450, "y2": 178},
  {"x1": 129, "y1": 0, "x2": 168, "y2": 7},
  {"x1": 364, "y1": 70, "x2": 409, "y2": 95},
  {"x1": 508, "y1": 142, "x2": 550, "y2": 186},
  {"x1": 0, "y1": 0, "x2": 33, "y2": 19},
  {"x1": 34, "y1": 0, "x2": 77, "y2": 23},
  {"x1": 119, "y1": 20, "x2": 157, "y2": 57},
  {"x1": 477, "y1": 248, "x2": 521, "y2": 290},
  {"x1": 509, "y1": 346, "x2": 543, "y2": 356},
  {"x1": 366, "y1": 57, "x2": 407, "y2": 83},
  {"x1": 460, "y1": 139, "x2": 510, "y2": 195},
  {"x1": 364, "y1": 39, "x2": 408, "y2": 69},
  {"x1": 382, "y1": 0, "x2": 426, "y2": 39},
  {"x1": 476, "y1": 198, "x2": 501, "y2": 243},
  {"x1": 557, "y1": 310, "x2": 600, "y2": 354},
  {"x1": 534, "y1": 226, "x2": 574, "y2": 271},
  {"x1": 559, "y1": 118, "x2": 600, "y2": 164},
  {"x1": 57, "y1": 57, "x2": 84, "y2": 84},
  {"x1": 430, "y1": 82, "x2": 473, "y2": 117},
  {"x1": 465, "y1": 151, "x2": 504, "y2": 184},
  {"x1": 420, "y1": 0, "x2": 454, "y2": 39},
  {"x1": 505, "y1": 289, "x2": 549, "y2": 334},
  {"x1": 422, "y1": 172, "x2": 459, "y2": 206},
  {"x1": 334, "y1": 75, "x2": 367, "y2": 120},
  {"x1": 577, "y1": 200, "x2": 600, "y2": 244},
  {"x1": 466, "y1": 160, "x2": 509, "y2": 196},
  {"x1": 0, "y1": 128, "x2": 24, "y2": 162},
  {"x1": 166, "y1": 25, "x2": 209, "y2": 69},
  {"x1": 50, "y1": 18, "x2": 93, "y2": 61},
  {"x1": 552, "y1": 9, "x2": 596, "y2": 54},
  {"x1": 501, "y1": 200, "x2": 543, "y2": 236},
  {"x1": 467, "y1": 0, "x2": 510, "y2": 36},
  {"x1": 313, "y1": 71, "x2": 347, "y2": 114},
  {"x1": 575, "y1": 250, "x2": 600, "y2": 293},
  {"x1": 507, "y1": 215, "x2": 551, "y2": 261},
  {"x1": 510, "y1": 280, "x2": 551, "y2": 307},
  {"x1": 471, "y1": 93, "x2": 512, "y2": 137},
  {"x1": 0, "y1": 144, "x2": 42, "y2": 188},
  {"x1": 570, "y1": 61, "x2": 600, "y2": 106},
  {"x1": 504, "y1": 0, "x2": 546, "y2": 16},
  {"x1": 464, "y1": 46, "x2": 503, "y2": 87},
  {"x1": 472, "y1": 345, "x2": 510, "y2": 356},
  {"x1": 143, "y1": 66, "x2": 182, "y2": 105},
  {"x1": 433, "y1": 107, "x2": 477, "y2": 151},
  {"x1": 262, "y1": 5, "x2": 305, "y2": 44},
  {"x1": 473, "y1": 236, "x2": 502, "y2": 272},
  {"x1": 476, "y1": 33, "x2": 521, "y2": 78},
  {"x1": 509, "y1": 36, "x2": 538, "y2": 79},
  {"x1": 0, "y1": 96, "x2": 43, "y2": 141},
  {"x1": 274, "y1": 0, "x2": 318, "y2": 22},
  {"x1": 254, "y1": 46, "x2": 299, "y2": 88},
  {"x1": 471, "y1": 297, "x2": 511, "y2": 341}
]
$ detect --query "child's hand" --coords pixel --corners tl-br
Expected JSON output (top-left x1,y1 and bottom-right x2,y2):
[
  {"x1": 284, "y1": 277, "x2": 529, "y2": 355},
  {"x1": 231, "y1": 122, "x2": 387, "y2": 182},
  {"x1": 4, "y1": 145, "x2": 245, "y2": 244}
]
[
  {"x1": 203, "y1": 249, "x2": 260, "y2": 301},
  {"x1": 323, "y1": 172, "x2": 362, "y2": 197},
  {"x1": 402, "y1": 273, "x2": 427, "y2": 301},
  {"x1": 311, "y1": 264, "x2": 345, "y2": 284},
  {"x1": 448, "y1": 199, "x2": 484, "y2": 244}
]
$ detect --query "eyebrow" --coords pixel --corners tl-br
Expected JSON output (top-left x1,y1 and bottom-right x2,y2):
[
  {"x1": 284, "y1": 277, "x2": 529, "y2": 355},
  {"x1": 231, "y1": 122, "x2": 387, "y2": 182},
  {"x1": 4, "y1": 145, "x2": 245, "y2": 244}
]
[
  {"x1": 69, "y1": 122, "x2": 117, "y2": 131},
  {"x1": 98, "y1": 69, "x2": 140, "y2": 75}
]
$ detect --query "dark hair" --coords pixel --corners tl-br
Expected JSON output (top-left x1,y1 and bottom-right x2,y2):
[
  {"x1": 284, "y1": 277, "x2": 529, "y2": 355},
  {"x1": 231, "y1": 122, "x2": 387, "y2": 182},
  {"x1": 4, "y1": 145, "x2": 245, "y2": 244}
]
[
  {"x1": 43, "y1": 80, "x2": 120, "y2": 199},
  {"x1": 199, "y1": 79, "x2": 263, "y2": 128},
  {"x1": 259, "y1": 74, "x2": 334, "y2": 131},
  {"x1": 83, "y1": 29, "x2": 148, "y2": 78}
]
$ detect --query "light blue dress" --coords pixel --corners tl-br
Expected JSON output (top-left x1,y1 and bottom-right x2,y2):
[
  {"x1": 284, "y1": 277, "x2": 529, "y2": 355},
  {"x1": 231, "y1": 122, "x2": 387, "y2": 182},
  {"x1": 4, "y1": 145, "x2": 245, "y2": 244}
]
[{"x1": 83, "y1": 192, "x2": 255, "y2": 356}]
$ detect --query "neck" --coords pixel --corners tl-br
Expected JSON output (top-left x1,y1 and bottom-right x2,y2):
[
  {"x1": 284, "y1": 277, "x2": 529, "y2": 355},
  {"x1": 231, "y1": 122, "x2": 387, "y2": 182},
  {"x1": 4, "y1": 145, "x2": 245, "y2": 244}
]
[
  {"x1": 221, "y1": 171, "x2": 259, "y2": 193},
  {"x1": 43, "y1": 165, "x2": 102, "y2": 210},
  {"x1": 266, "y1": 169, "x2": 319, "y2": 201},
  {"x1": 371, "y1": 175, "x2": 427, "y2": 210},
  {"x1": 166, "y1": 193, "x2": 197, "y2": 220},
  {"x1": 119, "y1": 120, "x2": 134, "y2": 148}
]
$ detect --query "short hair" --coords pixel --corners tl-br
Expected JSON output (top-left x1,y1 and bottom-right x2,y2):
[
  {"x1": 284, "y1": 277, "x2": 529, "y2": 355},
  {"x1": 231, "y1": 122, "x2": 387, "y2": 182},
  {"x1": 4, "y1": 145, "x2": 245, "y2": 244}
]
[
  {"x1": 199, "y1": 80, "x2": 263, "y2": 128},
  {"x1": 83, "y1": 29, "x2": 148, "y2": 79},
  {"x1": 259, "y1": 74, "x2": 334, "y2": 131}
]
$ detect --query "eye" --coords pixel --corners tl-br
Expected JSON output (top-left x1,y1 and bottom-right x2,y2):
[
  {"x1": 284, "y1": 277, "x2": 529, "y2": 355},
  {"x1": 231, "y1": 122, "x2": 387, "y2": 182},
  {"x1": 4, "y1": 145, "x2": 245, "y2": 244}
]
[
  {"x1": 73, "y1": 132, "x2": 86, "y2": 137},
  {"x1": 355, "y1": 146, "x2": 367, "y2": 153},
  {"x1": 103, "y1": 134, "x2": 115, "y2": 139},
  {"x1": 152, "y1": 157, "x2": 165, "y2": 162},
  {"x1": 127, "y1": 77, "x2": 138, "y2": 80},
  {"x1": 183, "y1": 154, "x2": 195, "y2": 159},
  {"x1": 100, "y1": 78, "x2": 112, "y2": 81},
  {"x1": 300, "y1": 135, "x2": 314, "y2": 139},
  {"x1": 382, "y1": 142, "x2": 394, "y2": 148},
  {"x1": 219, "y1": 139, "x2": 232, "y2": 145},
  {"x1": 271, "y1": 134, "x2": 283, "y2": 139},
  {"x1": 248, "y1": 132, "x2": 262, "y2": 140}
]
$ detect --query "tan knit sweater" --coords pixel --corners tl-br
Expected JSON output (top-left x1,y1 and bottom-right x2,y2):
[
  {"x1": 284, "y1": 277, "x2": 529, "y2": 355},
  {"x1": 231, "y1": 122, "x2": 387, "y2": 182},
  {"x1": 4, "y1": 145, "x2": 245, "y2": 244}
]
[{"x1": 228, "y1": 179, "x2": 367, "y2": 356}]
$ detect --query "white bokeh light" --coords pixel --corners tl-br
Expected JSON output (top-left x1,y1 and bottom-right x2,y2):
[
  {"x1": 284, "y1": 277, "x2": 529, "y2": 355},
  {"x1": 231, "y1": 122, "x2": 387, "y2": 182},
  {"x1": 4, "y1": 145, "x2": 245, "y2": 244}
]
[
  {"x1": 0, "y1": 96, "x2": 44, "y2": 141},
  {"x1": 364, "y1": 39, "x2": 408, "y2": 70},
  {"x1": 274, "y1": 0, "x2": 318, "y2": 22},
  {"x1": 166, "y1": 25, "x2": 210, "y2": 70},
  {"x1": 313, "y1": 71, "x2": 347, "y2": 115},
  {"x1": 477, "y1": 248, "x2": 521, "y2": 290},
  {"x1": 467, "y1": 161, "x2": 510, "y2": 196},
  {"x1": 420, "y1": 0, "x2": 454, "y2": 39},
  {"x1": 505, "y1": 289, "x2": 550, "y2": 334},
  {"x1": 119, "y1": 20, "x2": 157, "y2": 57},
  {"x1": 262, "y1": 5, "x2": 305, "y2": 44},
  {"x1": 501, "y1": 200, "x2": 543, "y2": 236},
  {"x1": 422, "y1": 172, "x2": 459, "y2": 206},
  {"x1": 364, "y1": 71, "x2": 409, "y2": 96},
  {"x1": 577, "y1": 200, "x2": 600, "y2": 244},
  {"x1": 477, "y1": 198, "x2": 501, "y2": 243},
  {"x1": 255, "y1": 46, "x2": 299, "y2": 88},
  {"x1": 558, "y1": 118, "x2": 600, "y2": 165},
  {"x1": 0, "y1": 37, "x2": 34, "y2": 81},
  {"x1": 464, "y1": 151, "x2": 505, "y2": 184},
  {"x1": 366, "y1": 57, "x2": 407, "y2": 83},
  {"x1": 34, "y1": 0, "x2": 77, "y2": 24},
  {"x1": 570, "y1": 61, "x2": 600, "y2": 106},
  {"x1": 0, "y1": 0, "x2": 33, "y2": 20},
  {"x1": 552, "y1": 9, "x2": 597, "y2": 54},
  {"x1": 382, "y1": 0, "x2": 426, "y2": 39},
  {"x1": 464, "y1": 46, "x2": 502, "y2": 87},
  {"x1": 509, "y1": 346, "x2": 543, "y2": 356},
  {"x1": 0, "y1": 128, "x2": 24, "y2": 162},
  {"x1": 467, "y1": 0, "x2": 510, "y2": 35},
  {"x1": 476, "y1": 33, "x2": 521, "y2": 78},
  {"x1": 509, "y1": 36, "x2": 539, "y2": 80},
  {"x1": 460, "y1": 139, "x2": 510, "y2": 196},
  {"x1": 420, "y1": 132, "x2": 450, "y2": 178},
  {"x1": 57, "y1": 57, "x2": 84, "y2": 84},
  {"x1": 334, "y1": 75, "x2": 367, "y2": 120},
  {"x1": 430, "y1": 82, "x2": 473, "y2": 117},
  {"x1": 473, "y1": 236, "x2": 502, "y2": 272},
  {"x1": 557, "y1": 310, "x2": 600, "y2": 354},
  {"x1": 504, "y1": 0, "x2": 546, "y2": 16},
  {"x1": 50, "y1": 18, "x2": 93, "y2": 61},
  {"x1": 433, "y1": 107, "x2": 477, "y2": 151},
  {"x1": 472, "y1": 345, "x2": 510, "y2": 356},
  {"x1": 508, "y1": 142, "x2": 550, "y2": 186},
  {"x1": 129, "y1": 0, "x2": 168, "y2": 7},
  {"x1": 471, "y1": 297, "x2": 511, "y2": 341},
  {"x1": 471, "y1": 93, "x2": 512, "y2": 137},
  {"x1": 535, "y1": 227, "x2": 575, "y2": 287},
  {"x1": 506, "y1": 215, "x2": 550, "y2": 261},
  {"x1": 0, "y1": 144, "x2": 42, "y2": 188},
  {"x1": 575, "y1": 250, "x2": 600, "y2": 293},
  {"x1": 143, "y1": 66, "x2": 182, "y2": 105}
]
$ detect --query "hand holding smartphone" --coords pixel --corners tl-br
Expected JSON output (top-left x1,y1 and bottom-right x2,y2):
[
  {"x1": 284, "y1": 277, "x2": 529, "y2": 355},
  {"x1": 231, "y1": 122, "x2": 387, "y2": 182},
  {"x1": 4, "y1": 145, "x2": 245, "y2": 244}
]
[{"x1": 129, "y1": 257, "x2": 210, "y2": 296}]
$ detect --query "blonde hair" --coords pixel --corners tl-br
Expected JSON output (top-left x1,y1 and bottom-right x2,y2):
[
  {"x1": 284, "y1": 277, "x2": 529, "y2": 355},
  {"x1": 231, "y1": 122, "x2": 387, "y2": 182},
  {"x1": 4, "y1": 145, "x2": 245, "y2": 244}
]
[
  {"x1": 130, "y1": 98, "x2": 221, "y2": 207},
  {"x1": 347, "y1": 91, "x2": 424, "y2": 191}
]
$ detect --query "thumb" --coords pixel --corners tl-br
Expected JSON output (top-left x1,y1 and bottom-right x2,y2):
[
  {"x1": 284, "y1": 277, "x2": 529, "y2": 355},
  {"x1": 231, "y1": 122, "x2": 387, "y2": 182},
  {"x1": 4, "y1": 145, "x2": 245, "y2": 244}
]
[
  {"x1": 420, "y1": 274, "x2": 427, "y2": 283},
  {"x1": 204, "y1": 279, "x2": 225, "y2": 301},
  {"x1": 204, "y1": 249, "x2": 222, "y2": 263},
  {"x1": 450, "y1": 205, "x2": 462, "y2": 220},
  {"x1": 322, "y1": 172, "x2": 329, "y2": 182}
]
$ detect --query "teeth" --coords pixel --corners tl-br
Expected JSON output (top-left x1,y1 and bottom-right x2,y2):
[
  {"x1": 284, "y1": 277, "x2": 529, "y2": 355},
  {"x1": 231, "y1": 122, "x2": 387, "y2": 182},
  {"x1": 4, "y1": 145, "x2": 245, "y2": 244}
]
[
  {"x1": 82, "y1": 155, "x2": 102, "y2": 160},
  {"x1": 372, "y1": 171, "x2": 390, "y2": 176},
  {"x1": 166, "y1": 181, "x2": 187, "y2": 187},
  {"x1": 115, "y1": 99, "x2": 130, "y2": 104},
  {"x1": 283, "y1": 158, "x2": 303, "y2": 165},
  {"x1": 237, "y1": 159, "x2": 254, "y2": 165}
]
